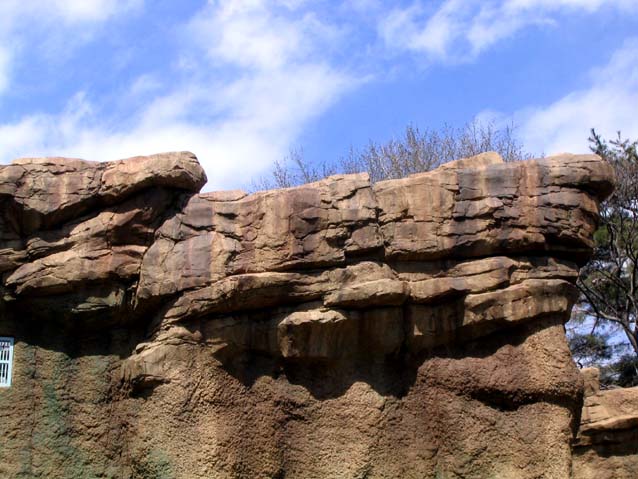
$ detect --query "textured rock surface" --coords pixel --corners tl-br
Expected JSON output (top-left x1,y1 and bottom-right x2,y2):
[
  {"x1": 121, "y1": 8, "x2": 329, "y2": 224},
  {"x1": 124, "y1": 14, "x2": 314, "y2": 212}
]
[
  {"x1": 573, "y1": 368, "x2": 638, "y2": 479},
  {"x1": 0, "y1": 151, "x2": 615, "y2": 478}
]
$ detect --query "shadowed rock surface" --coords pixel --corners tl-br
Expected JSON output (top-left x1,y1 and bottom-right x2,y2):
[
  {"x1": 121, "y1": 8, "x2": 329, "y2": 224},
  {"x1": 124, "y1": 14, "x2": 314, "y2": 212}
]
[
  {"x1": 573, "y1": 368, "x2": 638, "y2": 479},
  {"x1": 0, "y1": 151, "x2": 617, "y2": 478}
]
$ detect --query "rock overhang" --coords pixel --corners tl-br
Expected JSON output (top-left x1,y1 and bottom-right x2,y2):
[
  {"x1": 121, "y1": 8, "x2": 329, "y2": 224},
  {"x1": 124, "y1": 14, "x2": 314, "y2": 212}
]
[
  {"x1": 1, "y1": 151, "x2": 613, "y2": 333},
  {"x1": 0, "y1": 148, "x2": 617, "y2": 479}
]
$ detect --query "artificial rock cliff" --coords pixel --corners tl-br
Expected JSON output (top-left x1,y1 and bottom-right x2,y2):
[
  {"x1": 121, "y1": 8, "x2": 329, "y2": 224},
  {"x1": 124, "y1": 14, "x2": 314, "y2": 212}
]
[
  {"x1": 573, "y1": 368, "x2": 638, "y2": 479},
  {"x1": 0, "y1": 151, "x2": 617, "y2": 478}
]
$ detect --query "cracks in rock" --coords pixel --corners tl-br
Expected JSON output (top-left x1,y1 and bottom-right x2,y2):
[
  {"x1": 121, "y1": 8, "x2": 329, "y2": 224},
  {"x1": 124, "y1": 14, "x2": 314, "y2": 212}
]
[{"x1": 466, "y1": 387, "x2": 578, "y2": 414}]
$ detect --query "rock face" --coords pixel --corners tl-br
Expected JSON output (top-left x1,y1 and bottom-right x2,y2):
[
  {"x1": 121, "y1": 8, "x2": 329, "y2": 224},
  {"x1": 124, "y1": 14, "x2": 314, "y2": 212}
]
[
  {"x1": 0, "y1": 151, "x2": 615, "y2": 478},
  {"x1": 573, "y1": 368, "x2": 638, "y2": 479}
]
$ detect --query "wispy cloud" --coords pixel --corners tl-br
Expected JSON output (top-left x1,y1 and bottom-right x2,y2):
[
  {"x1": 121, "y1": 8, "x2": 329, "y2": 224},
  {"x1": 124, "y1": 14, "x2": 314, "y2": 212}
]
[
  {"x1": 379, "y1": 0, "x2": 638, "y2": 62},
  {"x1": 480, "y1": 38, "x2": 638, "y2": 155},
  {"x1": 1, "y1": 0, "x2": 636, "y2": 190},
  {"x1": 0, "y1": 46, "x2": 9, "y2": 94},
  {"x1": 0, "y1": 0, "x2": 144, "y2": 97},
  {"x1": 0, "y1": 0, "x2": 359, "y2": 190},
  {"x1": 188, "y1": 0, "x2": 340, "y2": 71},
  {"x1": 0, "y1": 0, "x2": 143, "y2": 25}
]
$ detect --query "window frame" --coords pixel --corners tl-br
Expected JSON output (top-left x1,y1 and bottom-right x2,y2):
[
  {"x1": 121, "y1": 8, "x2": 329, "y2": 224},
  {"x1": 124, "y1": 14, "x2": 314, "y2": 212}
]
[{"x1": 0, "y1": 337, "x2": 14, "y2": 388}]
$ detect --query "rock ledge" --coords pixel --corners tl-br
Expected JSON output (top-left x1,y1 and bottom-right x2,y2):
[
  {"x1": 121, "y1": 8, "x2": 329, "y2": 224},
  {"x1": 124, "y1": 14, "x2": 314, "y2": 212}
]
[{"x1": 0, "y1": 151, "x2": 618, "y2": 479}]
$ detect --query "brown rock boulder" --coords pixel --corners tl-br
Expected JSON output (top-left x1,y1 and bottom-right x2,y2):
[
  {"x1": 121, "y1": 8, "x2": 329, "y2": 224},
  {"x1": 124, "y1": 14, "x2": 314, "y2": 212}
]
[
  {"x1": 0, "y1": 152, "x2": 206, "y2": 322},
  {"x1": 0, "y1": 151, "x2": 615, "y2": 478},
  {"x1": 573, "y1": 369, "x2": 638, "y2": 479}
]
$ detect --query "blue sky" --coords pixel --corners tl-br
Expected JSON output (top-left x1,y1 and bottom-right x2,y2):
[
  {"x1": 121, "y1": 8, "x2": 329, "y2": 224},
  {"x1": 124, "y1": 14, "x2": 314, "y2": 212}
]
[{"x1": 1, "y1": 0, "x2": 637, "y2": 191}]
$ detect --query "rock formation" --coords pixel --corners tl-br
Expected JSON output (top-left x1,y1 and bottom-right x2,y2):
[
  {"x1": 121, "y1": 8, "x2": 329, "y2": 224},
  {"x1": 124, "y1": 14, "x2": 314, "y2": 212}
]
[
  {"x1": 573, "y1": 368, "x2": 638, "y2": 479},
  {"x1": 0, "y1": 151, "x2": 616, "y2": 478}
]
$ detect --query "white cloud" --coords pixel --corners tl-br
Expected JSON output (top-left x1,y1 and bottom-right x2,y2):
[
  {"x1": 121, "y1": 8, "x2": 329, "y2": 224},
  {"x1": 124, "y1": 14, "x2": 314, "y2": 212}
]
[
  {"x1": 1, "y1": 64, "x2": 354, "y2": 191},
  {"x1": 190, "y1": 1, "x2": 304, "y2": 70},
  {"x1": 128, "y1": 74, "x2": 163, "y2": 98},
  {"x1": 379, "y1": 0, "x2": 638, "y2": 62},
  {"x1": 481, "y1": 38, "x2": 638, "y2": 155},
  {"x1": 379, "y1": 1, "x2": 464, "y2": 60},
  {"x1": 8, "y1": 0, "x2": 633, "y2": 191},
  {"x1": 48, "y1": 0, "x2": 143, "y2": 23},
  {"x1": 0, "y1": 0, "x2": 143, "y2": 96},
  {"x1": 0, "y1": 0, "x2": 142, "y2": 25},
  {"x1": 189, "y1": 0, "x2": 341, "y2": 71},
  {"x1": 0, "y1": 47, "x2": 10, "y2": 94},
  {"x1": 0, "y1": 1, "x2": 359, "y2": 191}
]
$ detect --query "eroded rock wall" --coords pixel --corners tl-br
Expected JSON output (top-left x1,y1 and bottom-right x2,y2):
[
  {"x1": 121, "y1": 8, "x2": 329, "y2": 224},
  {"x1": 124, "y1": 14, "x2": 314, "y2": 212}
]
[
  {"x1": 573, "y1": 368, "x2": 638, "y2": 479},
  {"x1": 0, "y1": 151, "x2": 615, "y2": 478}
]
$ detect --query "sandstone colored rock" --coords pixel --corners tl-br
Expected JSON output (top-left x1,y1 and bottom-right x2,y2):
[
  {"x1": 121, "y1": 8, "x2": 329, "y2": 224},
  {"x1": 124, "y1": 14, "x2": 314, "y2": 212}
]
[
  {"x1": 0, "y1": 151, "x2": 618, "y2": 478},
  {"x1": 573, "y1": 369, "x2": 638, "y2": 479}
]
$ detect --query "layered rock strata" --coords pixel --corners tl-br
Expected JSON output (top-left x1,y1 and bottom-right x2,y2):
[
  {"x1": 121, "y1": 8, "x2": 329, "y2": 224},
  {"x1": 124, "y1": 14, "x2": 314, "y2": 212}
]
[
  {"x1": 573, "y1": 368, "x2": 638, "y2": 479},
  {"x1": 0, "y1": 151, "x2": 614, "y2": 478}
]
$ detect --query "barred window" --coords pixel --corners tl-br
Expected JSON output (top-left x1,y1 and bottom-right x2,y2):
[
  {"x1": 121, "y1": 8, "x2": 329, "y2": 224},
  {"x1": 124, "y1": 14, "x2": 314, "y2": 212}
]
[{"x1": 0, "y1": 337, "x2": 14, "y2": 387}]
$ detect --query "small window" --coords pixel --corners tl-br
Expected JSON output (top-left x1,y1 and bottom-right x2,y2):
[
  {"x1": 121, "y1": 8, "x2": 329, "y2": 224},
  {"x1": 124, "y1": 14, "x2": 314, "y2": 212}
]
[{"x1": 0, "y1": 337, "x2": 14, "y2": 387}]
